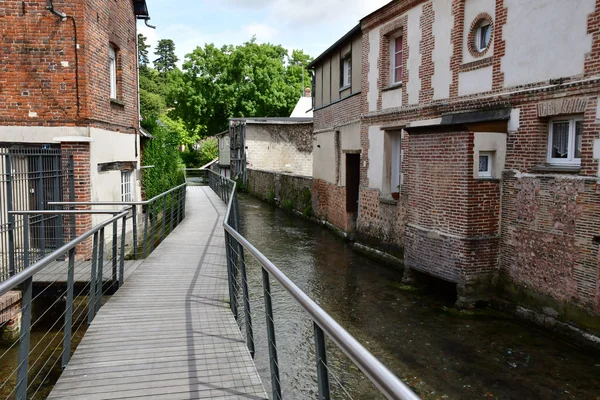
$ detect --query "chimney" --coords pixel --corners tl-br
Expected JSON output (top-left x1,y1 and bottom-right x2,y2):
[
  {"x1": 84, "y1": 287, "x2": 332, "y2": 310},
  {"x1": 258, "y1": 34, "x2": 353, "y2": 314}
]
[{"x1": 304, "y1": 87, "x2": 312, "y2": 97}]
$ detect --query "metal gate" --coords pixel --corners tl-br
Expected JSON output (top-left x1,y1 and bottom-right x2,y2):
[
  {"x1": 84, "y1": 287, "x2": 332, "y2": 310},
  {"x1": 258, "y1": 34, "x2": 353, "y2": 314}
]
[{"x1": 0, "y1": 146, "x2": 74, "y2": 281}]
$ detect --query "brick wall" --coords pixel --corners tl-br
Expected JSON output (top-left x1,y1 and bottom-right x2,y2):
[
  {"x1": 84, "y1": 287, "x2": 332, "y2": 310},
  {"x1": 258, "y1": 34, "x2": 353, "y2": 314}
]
[
  {"x1": 313, "y1": 179, "x2": 352, "y2": 232},
  {"x1": 0, "y1": 0, "x2": 139, "y2": 133},
  {"x1": 314, "y1": 94, "x2": 361, "y2": 132}
]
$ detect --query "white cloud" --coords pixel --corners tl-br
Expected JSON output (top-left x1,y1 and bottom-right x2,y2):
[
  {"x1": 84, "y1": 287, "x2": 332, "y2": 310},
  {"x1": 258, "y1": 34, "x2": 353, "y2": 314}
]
[{"x1": 243, "y1": 23, "x2": 279, "y2": 42}]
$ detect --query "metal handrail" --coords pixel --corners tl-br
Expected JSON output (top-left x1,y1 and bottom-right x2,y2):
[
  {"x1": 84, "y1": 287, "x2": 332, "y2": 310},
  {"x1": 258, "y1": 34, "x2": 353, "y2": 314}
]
[
  {"x1": 0, "y1": 209, "x2": 128, "y2": 297},
  {"x1": 207, "y1": 169, "x2": 420, "y2": 400},
  {"x1": 8, "y1": 209, "x2": 130, "y2": 215},
  {"x1": 48, "y1": 182, "x2": 188, "y2": 207}
]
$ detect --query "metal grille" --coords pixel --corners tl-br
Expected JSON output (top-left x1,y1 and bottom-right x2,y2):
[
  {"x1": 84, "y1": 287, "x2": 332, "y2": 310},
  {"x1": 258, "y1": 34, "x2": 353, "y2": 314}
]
[{"x1": 0, "y1": 146, "x2": 74, "y2": 281}]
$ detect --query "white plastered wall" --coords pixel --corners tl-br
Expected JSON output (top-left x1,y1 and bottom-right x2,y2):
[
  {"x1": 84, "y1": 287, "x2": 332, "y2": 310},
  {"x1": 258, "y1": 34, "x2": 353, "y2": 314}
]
[
  {"x1": 367, "y1": 27, "x2": 381, "y2": 112},
  {"x1": 406, "y1": 4, "x2": 424, "y2": 105},
  {"x1": 313, "y1": 122, "x2": 361, "y2": 186},
  {"x1": 382, "y1": 88, "x2": 403, "y2": 109},
  {"x1": 502, "y1": 0, "x2": 595, "y2": 88},
  {"x1": 367, "y1": 125, "x2": 384, "y2": 190},
  {"x1": 473, "y1": 132, "x2": 507, "y2": 179},
  {"x1": 339, "y1": 122, "x2": 361, "y2": 186},
  {"x1": 458, "y1": 65, "x2": 493, "y2": 96},
  {"x1": 432, "y1": 0, "x2": 454, "y2": 100},
  {"x1": 89, "y1": 128, "x2": 141, "y2": 227},
  {"x1": 0, "y1": 126, "x2": 89, "y2": 143},
  {"x1": 462, "y1": 0, "x2": 496, "y2": 64}
]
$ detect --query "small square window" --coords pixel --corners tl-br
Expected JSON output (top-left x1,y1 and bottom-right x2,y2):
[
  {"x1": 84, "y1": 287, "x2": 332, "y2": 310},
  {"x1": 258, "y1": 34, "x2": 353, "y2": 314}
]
[
  {"x1": 479, "y1": 152, "x2": 493, "y2": 178},
  {"x1": 547, "y1": 116, "x2": 583, "y2": 165}
]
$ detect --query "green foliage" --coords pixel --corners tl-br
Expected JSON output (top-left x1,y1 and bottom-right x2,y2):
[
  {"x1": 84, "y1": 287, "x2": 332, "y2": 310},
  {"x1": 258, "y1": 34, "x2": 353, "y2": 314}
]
[
  {"x1": 141, "y1": 125, "x2": 184, "y2": 200},
  {"x1": 283, "y1": 199, "x2": 293, "y2": 210},
  {"x1": 137, "y1": 34, "x2": 150, "y2": 68},
  {"x1": 154, "y1": 39, "x2": 179, "y2": 73},
  {"x1": 171, "y1": 38, "x2": 313, "y2": 136},
  {"x1": 181, "y1": 137, "x2": 219, "y2": 168}
]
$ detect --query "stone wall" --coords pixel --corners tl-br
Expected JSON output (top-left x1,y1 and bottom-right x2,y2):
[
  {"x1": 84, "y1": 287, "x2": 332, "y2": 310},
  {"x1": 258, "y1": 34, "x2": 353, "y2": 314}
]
[{"x1": 247, "y1": 169, "x2": 314, "y2": 216}]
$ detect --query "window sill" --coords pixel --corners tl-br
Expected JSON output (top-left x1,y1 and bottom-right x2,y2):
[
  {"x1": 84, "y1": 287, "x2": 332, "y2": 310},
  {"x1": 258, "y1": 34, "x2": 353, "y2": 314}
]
[
  {"x1": 532, "y1": 164, "x2": 582, "y2": 174},
  {"x1": 379, "y1": 196, "x2": 398, "y2": 205},
  {"x1": 110, "y1": 98, "x2": 125, "y2": 107},
  {"x1": 475, "y1": 177, "x2": 500, "y2": 182},
  {"x1": 382, "y1": 82, "x2": 403, "y2": 92},
  {"x1": 339, "y1": 85, "x2": 351, "y2": 92}
]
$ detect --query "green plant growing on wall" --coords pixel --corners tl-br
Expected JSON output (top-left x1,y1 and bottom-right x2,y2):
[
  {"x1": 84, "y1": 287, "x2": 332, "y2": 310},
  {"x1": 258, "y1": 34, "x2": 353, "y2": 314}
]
[
  {"x1": 283, "y1": 199, "x2": 294, "y2": 210},
  {"x1": 142, "y1": 125, "x2": 185, "y2": 200},
  {"x1": 267, "y1": 190, "x2": 276, "y2": 204}
]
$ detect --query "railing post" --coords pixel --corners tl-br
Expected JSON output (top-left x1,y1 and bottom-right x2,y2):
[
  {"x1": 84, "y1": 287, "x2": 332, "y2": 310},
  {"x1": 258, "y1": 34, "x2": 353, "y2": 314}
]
[
  {"x1": 15, "y1": 215, "x2": 31, "y2": 399},
  {"x1": 262, "y1": 268, "x2": 282, "y2": 400},
  {"x1": 132, "y1": 205, "x2": 138, "y2": 260},
  {"x1": 36, "y1": 155, "x2": 46, "y2": 257},
  {"x1": 119, "y1": 215, "x2": 126, "y2": 286},
  {"x1": 6, "y1": 152, "x2": 15, "y2": 276},
  {"x1": 96, "y1": 228, "x2": 105, "y2": 313},
  {"x1": 224, "y1": 231, "x2": 238, "y2": 320},
  {"x1": 162, "y1": 195, "x2": 167, "y2": 241},
  {"x1": 238, "y1": 240, "x2": 254, "y2": 358},
  {"x1": 150, "y1": 201, "x2": 156, "y2": 253},
  {"x1": 143, "y1": 204, "x2": 149, "y2": 259},
  {"x1": 88, "y1": 231, "x2": 99, "y2": 324},
  {"x1": 169, "y1": 192, "x2": 175, "y2": 233},
  {"x1": 112, "y1": 218, "x2": 118, "y2": 286},
  {"x1": 62, "y1": 247, "x2": 75, "y2": 369},
  {"x1": 176, "y1": 187, "x2": 181, "y2": 225},
  {"x1": 314, "y1": 323, "x2": 331, "y2": 400}
]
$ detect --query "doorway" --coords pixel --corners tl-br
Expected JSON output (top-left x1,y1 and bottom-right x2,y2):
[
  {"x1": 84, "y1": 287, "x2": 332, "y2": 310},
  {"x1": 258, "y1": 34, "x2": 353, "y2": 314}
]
[{"x1": 345, "y1": 153, "x2": 360, "y2": 214}]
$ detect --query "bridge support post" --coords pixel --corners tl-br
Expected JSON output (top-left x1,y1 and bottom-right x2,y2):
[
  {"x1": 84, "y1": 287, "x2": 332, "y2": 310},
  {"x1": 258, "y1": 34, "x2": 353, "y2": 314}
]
[{"x1": 314, "y1": 323, "x2": 331, "y2": 400}]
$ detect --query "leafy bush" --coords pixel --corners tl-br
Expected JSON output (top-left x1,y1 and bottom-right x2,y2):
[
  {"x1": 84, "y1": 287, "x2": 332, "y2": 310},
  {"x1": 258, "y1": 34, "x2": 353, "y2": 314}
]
[
  {"x1": 182, "y1": 137, "x2": 219, "y2": 168},
  {"x1": 141, "y1": 125, "x2": 185, "y2": 200}
]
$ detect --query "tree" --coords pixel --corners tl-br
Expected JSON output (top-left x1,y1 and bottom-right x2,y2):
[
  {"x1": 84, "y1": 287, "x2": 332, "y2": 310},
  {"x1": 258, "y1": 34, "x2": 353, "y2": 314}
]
[
  {"x1": 138, "y1": 34, "x2": 151, "y2": 68},
  {"x1": 154, "y1": 39, "x2": 179, "y2": 73}
]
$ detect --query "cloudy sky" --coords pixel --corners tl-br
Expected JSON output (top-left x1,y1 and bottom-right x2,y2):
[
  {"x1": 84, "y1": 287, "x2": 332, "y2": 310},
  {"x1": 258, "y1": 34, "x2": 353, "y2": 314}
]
[{"x1": 138, "y1": 0, "x2": 391, "y2": 66}]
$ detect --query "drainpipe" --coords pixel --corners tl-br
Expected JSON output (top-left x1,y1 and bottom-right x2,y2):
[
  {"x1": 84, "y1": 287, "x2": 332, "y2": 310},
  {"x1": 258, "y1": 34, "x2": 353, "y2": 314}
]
[{"x1": 47, "y1": 0, "x2": 81, "y2": 119}]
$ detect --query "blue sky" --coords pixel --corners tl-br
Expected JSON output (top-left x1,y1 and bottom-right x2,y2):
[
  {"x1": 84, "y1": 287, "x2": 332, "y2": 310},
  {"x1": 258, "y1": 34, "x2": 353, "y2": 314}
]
[{"x1": 138, "y1": 0, "x2": 390, "y2": 66}]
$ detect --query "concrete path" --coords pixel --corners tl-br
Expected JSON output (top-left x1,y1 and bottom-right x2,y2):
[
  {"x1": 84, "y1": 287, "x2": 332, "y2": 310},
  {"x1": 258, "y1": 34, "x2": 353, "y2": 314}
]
[{"x1": 48, "y1": 186, "x2": 267, "y2": 399}]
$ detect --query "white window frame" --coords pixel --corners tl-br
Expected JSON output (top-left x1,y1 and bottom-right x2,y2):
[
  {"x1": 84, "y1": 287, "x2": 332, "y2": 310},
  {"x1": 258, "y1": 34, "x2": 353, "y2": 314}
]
[
  {"x1": 478, "y1": 151, "x2": 493, "y2": 178},
  {"x1": 341, "y1": 54, "x2": 351, "y2": 89},
  {"x1": 476, "y1": 21, "x2": 492, "y2": 52},
  {"x1": 547, "y1": 116, "x2": 583, "y2": 166},
  {"x1": 121, "y1": 171, "x2": 133, "y2": 202},
  {"x1": 109, "y1": 44, "x2": 117, "y2": 99},
  {"x1": 390, "y1": 33, "x2": 403, "y2": 85}
]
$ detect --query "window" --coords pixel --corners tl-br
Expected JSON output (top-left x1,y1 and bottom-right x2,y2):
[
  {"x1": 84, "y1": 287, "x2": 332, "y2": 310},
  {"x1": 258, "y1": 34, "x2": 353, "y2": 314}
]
[
  {"x1": 392, "y1": 35, "x2": 403, "y2": 84},
  {"x1": 341, "y1": 54, "x2": 351, "y2": 88},
  {"x1": 547, "y1": 116, "x2": 583, "y2": 165},
  {"x1": 476, "y1": 21, "x2": 492, "y2": 52},
  {"x1": 479, "y1": 152, "x2": 493, "y2": 178},
  {"x1": 109, "y1": 44, "x2": 117, "y2": 99},
  {"x1": 121, "y1": 171, "x2": 133, "y2": 202},
  {"x1": 389, "y1": 133, "x2": 402, "y2": 194}
]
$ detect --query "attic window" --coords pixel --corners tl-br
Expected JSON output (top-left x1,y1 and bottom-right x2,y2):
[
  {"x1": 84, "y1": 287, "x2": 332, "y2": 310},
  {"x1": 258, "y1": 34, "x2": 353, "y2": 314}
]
[{"x1": 468, "y1": 14, "x2": 494, "y2": 57}]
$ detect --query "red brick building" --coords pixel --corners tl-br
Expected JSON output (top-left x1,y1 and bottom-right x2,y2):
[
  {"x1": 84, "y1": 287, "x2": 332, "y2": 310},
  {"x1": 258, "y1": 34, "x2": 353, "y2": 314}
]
[
  {"x1": 0, "y1": 0, "x2": 150, "y2": 234},
  {"x1": 311, "y1": 0, "x2": 600, "y2": 335}
]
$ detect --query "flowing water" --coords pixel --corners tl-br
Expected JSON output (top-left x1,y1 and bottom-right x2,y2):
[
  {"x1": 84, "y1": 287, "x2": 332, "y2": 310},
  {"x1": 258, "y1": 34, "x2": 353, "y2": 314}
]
[{"x1": 237, "y1": 194, "x2": 600, "y2": 400}]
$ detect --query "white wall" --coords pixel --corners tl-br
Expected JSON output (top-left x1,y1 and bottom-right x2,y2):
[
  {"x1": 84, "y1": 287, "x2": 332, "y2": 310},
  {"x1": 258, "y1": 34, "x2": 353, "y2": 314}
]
[
  {"x1": 406, "y1": 4, "x2": 424, "y2": 105},
  {"x1": 313, "y1": 131, "x2": 337, "y2": 184},
  {"x1": 246, "y1": 125, "x2": 313, "y2": 177},
  {"x1": 0, "y1": 126, "x2": 89, "y2": 143},
  {"x1": 502, "y1": 0, "x2": 595, "y2": 88},
  {"x1": 432, "y1": 0, "x2": 454, "y2": 100},
  {"x1": 594, "y1": 138, "x2": 600, "y2": 177},
  {"x1": 462, "y1": 0, "x2": 496, "y2": 64},
  {"x1": 89, "y1": 128, "x2": 140, "y2": 227},
  {"x1": 382, "y1": 88, "x2": 403, "y2": 109},
  {"x1": 458, "y1": 65, "x2": 493, "y2": 96},
  {"x1": 367, "y1": 27, "x2": 381, "y2": 112},
  {"x1": 367, "y1": 125, "x2": 384, "y2": 190}
]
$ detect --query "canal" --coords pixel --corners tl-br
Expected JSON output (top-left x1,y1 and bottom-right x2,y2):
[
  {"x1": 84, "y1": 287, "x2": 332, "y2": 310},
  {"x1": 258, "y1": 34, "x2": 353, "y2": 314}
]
[{"x1": 237, "y1": 193, "x2": 600, "y2": 400}]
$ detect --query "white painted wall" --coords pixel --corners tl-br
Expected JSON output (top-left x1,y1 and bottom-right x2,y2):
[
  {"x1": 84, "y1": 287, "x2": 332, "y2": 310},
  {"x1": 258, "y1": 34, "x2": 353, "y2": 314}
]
[
  {"x1": 406, "y1": 4, "x2": 424, "y2": 105},
  {"x1": 0, "y1": 126, "x2": 89, "y2": 143},
  {"x1": 473, "y1": 132, "x2": 507, "y2": 179},
  {"x1": 367, "y1": 126, "x2": 384, "y2": 190},
  {"x1": 502, "y1": 0, "x2": 595, "y2": 88},
  {"x1": 89, "y1": 128, "x2": 141, "y2": 227},
  {"x1": 432, "y1": 0, "x2": 454, "y2": 100},
  {"x1": 462, "y1": 0, "x2": 496, "y2": 64},
  {"x1": 368, "y1": 27, "x2": 381, "y2": 112},
  {"x1": 245, "y1": 125, "x2": 313, "y2": 177},
  {"x1": 382, "y1": 87, "x2": 403, "y2": 109},
  {"x1": 593, "y1": 138, "x2": 600, "y2": 177},
  {"x1": 340, "y1": 122, "x2": 361, "y2": 151},
  {"x1": 313, "y1": 131, "x2": 337, "y2": 184},
  {"x1": 458, "y1": 65, "x2": 493, "y2": 96}
]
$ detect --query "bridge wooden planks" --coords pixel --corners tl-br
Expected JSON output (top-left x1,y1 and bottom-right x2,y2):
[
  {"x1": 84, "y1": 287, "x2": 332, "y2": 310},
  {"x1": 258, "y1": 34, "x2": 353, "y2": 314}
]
[{"x1": 48, "y1": 186, "x2": 267, "y2": 400}]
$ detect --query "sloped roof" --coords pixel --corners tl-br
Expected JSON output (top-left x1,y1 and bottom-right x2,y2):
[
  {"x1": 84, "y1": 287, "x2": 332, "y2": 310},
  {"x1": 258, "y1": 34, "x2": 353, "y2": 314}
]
[
  {"x1": 290, "y1": 97, "x2": 313, "y2": 118},
  {"x1": 133, "y1": 0, "x2": 149, "y2": 17}
]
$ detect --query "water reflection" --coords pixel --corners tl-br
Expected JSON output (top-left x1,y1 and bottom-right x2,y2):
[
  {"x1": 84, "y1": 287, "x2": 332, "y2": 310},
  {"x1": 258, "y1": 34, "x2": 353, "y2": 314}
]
[{"x1": 238, "y1": 194, "x2": 600, "y2": 400}]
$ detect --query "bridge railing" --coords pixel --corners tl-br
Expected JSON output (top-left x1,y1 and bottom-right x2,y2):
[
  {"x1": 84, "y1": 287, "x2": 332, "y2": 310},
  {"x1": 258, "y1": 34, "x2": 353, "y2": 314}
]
[
  {"x1": 48, "y1": 182, "x2": 188, "y2": 261},
  {"x1": 0, "y1": 208, "x2": 131, "y2": 399},
  {"x1": 206, "y1": 169, "x2": 420, "y2": 400}
]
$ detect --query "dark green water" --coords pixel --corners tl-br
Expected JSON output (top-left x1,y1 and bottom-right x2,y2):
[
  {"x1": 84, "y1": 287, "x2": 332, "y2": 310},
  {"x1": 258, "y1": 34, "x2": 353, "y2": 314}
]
[{"x1": 238, "y1": 194, "x2": 600, "y2": 400}]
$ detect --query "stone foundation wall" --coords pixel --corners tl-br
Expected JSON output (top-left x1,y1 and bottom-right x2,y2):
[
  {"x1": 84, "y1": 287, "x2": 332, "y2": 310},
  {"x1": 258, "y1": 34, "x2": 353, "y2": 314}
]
[{"x1": 247, "y1": 169, "x2": 314, "y2": 216}]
